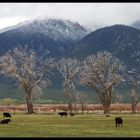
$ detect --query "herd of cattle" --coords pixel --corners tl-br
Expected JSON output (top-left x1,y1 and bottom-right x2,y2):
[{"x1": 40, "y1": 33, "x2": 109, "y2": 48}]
[
  {"x1": 58, "y1": 112, "x2": 75, "y2": 117},
  {"x1": 58, "y1": 112, "x2": 123, "y2": 127},
  {"x1": 0, "y1": 112, "x2": 11, "y2": 124},
  {"x1": 0, "y1": 111, "x2": 123, "y2": 127}
]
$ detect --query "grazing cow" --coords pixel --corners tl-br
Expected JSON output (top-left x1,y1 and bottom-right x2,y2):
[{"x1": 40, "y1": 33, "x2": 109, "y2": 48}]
[
  {"x1": 58, "y1": 112, "x2": 67, "y2": 117},
  {"x1": 115, "y1": 117, "x2": 123, "y2": 127},
  {"x1": 0, "y1": 119, "x2": 11, "y2": 124},
  {"x1": 3, "y1": 112, "x2": 11, "y2": 118},
  {"x1": 106, "y1": 114, "x2": 110, "y2": 117},
  {"x1": 70, "y1": 113, "x2": 75, "y2": 117}
]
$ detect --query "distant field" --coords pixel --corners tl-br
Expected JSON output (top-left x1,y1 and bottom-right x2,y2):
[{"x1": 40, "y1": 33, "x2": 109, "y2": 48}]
[
  {"x1": 1, "y1": 103, "x2": 140, "y2": 114},
  {"x1": 0, "y1": 114, "x2": 140, "y2": 137}
]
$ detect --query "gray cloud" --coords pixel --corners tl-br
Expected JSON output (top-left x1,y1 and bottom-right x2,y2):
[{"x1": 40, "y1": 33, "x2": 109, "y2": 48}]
[{"x1": 0, "y1": 3, "x2": 140, "y2": 29}]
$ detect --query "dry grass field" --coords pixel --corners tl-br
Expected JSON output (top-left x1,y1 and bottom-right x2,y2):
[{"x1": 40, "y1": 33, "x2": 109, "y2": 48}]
[{"x1": 0, "y1": 103, "x2": 140, "y2": 115}]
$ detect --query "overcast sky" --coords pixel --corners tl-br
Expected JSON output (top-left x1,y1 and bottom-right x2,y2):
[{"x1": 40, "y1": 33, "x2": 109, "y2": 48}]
[{"x1": 0, "y1": 3, "x2": 140, "y2": 30}]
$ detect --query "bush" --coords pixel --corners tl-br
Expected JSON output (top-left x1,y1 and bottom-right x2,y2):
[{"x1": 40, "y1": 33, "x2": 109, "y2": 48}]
[{"x1": 0, "y1": 98, "x2": 22, "y2": 105}]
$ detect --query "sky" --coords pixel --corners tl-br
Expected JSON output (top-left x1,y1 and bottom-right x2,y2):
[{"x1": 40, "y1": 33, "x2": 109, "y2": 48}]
[{"x1": 0, "y1": 3, "x2": 140, "y2": 30}]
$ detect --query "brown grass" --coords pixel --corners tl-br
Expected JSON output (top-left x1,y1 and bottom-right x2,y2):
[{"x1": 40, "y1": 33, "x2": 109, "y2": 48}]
[{"x1": 0, "y1": 103, "x2": 140, "y2": 114}]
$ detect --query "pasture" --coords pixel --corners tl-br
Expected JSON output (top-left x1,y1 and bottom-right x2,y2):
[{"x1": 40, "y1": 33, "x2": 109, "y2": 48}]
[{"x1": 0, "y1": 113, "x2": 140, "y2": 137}]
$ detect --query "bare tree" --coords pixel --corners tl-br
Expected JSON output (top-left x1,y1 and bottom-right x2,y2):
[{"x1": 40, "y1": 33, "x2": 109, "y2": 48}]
[
  {"x1": 77, "y1": 92, "x2": 87, "y2": 114},
  {"x1": 56, "y1": 57, "x2": 80, "y2": 113},
  {"x1": 129, "y1": 78, "x2": 140, "y2": 114},
  {"x1": 80, "y1": 51, "x2": 125, "y2": 114},
  {"x1": 0, "y1": 46, "x2": 53, "y2": 114}
]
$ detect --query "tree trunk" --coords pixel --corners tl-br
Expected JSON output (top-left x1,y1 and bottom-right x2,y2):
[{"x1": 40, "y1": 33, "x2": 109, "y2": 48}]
[
  {"x1": 74, "y1": 100, "x2": 77, "y2": 113},
  {"x1": 98, "y1": 90, "x2": 112, "y2": 114},
  {"x1": 26, "y1": 99, "x2": 34, "y2": 114},
  {"x1": 25, "y1": 93, "x2": 34, "y2": 114},
  {"x1": 81, "y1": 103, "x2": 85, "y2": 114},
  {"x1": 68, "y1": 101, "x2": 73, "y2": 114},
  {"x1": 132, "y1": 105, "x2": 136, "y2": 114},
  {"x1": 102, "y1": 102, "x2": 111, "y2": 114}
]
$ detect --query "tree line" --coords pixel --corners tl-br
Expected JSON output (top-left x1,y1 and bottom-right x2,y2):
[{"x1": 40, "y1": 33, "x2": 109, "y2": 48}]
[{"x1": 0, "y1": 46, "x2": 139, "y2": 114}]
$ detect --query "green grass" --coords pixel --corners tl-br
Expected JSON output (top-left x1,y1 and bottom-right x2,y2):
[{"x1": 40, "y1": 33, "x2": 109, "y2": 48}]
[{"x1": 0, "y1": 114, "x2": 140, "y2": 137}]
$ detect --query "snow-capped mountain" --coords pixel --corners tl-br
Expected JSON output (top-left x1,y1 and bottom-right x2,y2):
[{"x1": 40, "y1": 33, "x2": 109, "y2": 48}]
[
  {"x1": 0, "y1": 18, "x2": 91, "y2": 57},
  {"x1": 18, "y1": 19, "x2": 90, "y2": 42},
  {"x1": 0, "y1": 18, "x2": 91, "y2": 43}
]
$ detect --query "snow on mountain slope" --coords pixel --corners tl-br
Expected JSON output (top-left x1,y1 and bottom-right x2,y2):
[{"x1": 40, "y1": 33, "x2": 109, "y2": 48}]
[{"x1": 0, "y1": 18, "x2": 91, "y2": 42}]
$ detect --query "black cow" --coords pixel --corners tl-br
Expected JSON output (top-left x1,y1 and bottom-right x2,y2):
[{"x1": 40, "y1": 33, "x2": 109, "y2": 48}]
[
  {"x1": 70, "y1": 113, "x2": 75, "y2": 117},
  {"x1": 106, "y1": 114, "x2": 110, "y2": 117},
  {"x1": 3, "y1": 112, "x2": 11, "y2": 118},
  {"x1": 58, "y1": 112, "x2": 67, "y2": 117},
  {"x1": 0, "y1": 119, "x2": 11, "y2": 124},
  {"x1": 115, "y1": 117, "x2": 123, "y2": 127}
]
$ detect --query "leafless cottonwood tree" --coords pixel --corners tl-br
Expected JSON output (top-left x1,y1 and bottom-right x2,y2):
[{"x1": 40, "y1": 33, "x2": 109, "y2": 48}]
[
  {"x1": 129, "y1": 78, "x2": 140, "y2": 114},
  {"x1": 0, "y1": 46, "x2": 53, "y2": 114},
  {"x1": 77, "y1": 92, "x2": 87, "y2": 114},
  {"x1": 80, "y1": 51, "x2": 125, "y2": 114},
  {"x1": 56, "y1": 58, "x2": 80, "y2": 113}
]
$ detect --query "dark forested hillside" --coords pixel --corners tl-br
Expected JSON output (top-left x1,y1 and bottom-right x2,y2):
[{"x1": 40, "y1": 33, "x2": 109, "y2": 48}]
[{"x1": 72, "y1": 24, "x2": 140, "y2": 73}]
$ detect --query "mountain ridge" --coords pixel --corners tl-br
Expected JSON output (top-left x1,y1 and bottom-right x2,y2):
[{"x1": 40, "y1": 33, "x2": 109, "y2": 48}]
[{"x1": 72, "y1": 24, "x2": 140, "y2": 73}]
